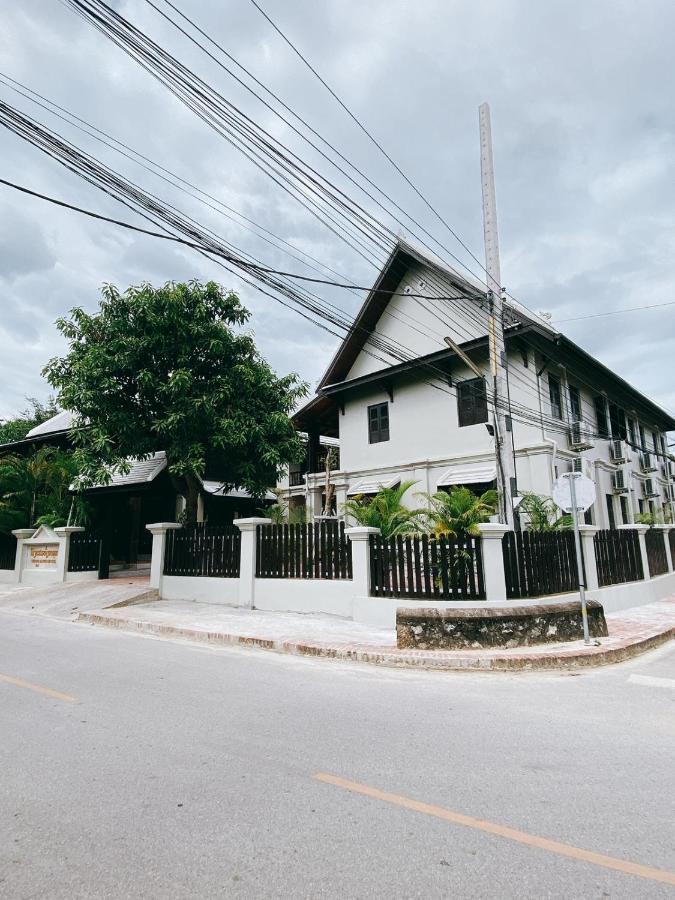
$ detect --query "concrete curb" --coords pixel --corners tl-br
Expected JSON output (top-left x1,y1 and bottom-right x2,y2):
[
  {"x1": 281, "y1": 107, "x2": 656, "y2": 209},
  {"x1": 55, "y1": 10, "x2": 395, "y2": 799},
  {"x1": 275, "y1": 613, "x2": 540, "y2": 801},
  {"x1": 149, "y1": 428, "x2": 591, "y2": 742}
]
[{"x1": 77, "y1": 611, "x2": 675, "y2": 671}]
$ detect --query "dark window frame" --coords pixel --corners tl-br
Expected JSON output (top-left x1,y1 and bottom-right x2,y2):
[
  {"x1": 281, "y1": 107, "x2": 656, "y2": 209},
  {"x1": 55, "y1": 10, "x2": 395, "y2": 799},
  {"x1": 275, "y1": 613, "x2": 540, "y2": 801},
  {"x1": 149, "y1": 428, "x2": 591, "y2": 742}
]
[
  {"x1": 367, "y1": 402, "x2": 390, "y2": 444},
  {"x1": 568, "y1": 384, "x2": 581, "y2": 422},
  {"x1": 548, "y1": 374, "x2": 563, "y2": 420},
  {"x1": 457, "y1": 377, "x2": 488, "y2": 428},
  {"x1": 594, "y1": 396, "x2": 609, "y2": 438}
]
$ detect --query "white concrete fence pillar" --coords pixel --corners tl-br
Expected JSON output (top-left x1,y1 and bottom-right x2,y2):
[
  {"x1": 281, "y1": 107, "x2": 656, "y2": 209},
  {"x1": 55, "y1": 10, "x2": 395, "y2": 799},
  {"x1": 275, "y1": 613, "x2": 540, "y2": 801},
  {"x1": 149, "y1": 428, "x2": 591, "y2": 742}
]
[
  {"x1": 54, "y1": 526, "x2": 85, "y2": 582},
  {"x1": 655, "y1": 525, "x2": 673, "y2": 572},
  {"x1": 577, "y1": 525, "x2": 600, "y2": 592},
  {"x1": 10, "y1": 528, "x2": 35, "y2": 583},
  {"x1": 146, "y1": 523, "x2": 182, "y2": 592},
  {"x1": 345, "y1": 526, "x2": 380, "y2": 598},
  {"x1": 234, "y1": 517, "x2": 271, "y2": 609},
  {"x1": 475, "y1": 523, "x2": 509, "y2": 603},
  {"x1": 620, "y1": 524, "x2": 649, "y2": 580}
]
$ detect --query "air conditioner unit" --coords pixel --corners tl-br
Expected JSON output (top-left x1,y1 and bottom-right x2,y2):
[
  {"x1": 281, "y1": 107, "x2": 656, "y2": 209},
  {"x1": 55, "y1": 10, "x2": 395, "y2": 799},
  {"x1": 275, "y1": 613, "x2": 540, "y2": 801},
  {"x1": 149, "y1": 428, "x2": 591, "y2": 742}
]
[
  {"x1": 610, "y1": 440, "x2": 627, "y2": 464},
  {"x1": 641, "y1": 451, "x2": 657, "y2": 473},
  {"x1": 572, "y1": 457, "x2": 594, "y2": 479},
  {"x1": 612, "y1": 471, "x2": 628, "y2": 494},
  {"x1": 568, "y1": 421, "x2": 594, "y2": 451},
  {"x1": 643, "y1": 479, "x2": 659, "y2": 499}
]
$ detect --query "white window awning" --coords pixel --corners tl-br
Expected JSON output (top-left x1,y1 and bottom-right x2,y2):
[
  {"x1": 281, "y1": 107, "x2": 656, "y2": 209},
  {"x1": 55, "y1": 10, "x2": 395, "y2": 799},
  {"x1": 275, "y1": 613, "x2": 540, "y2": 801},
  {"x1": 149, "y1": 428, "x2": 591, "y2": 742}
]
[
  {"x1": 436, "y1": 462, "x2": 497, "y2": 487},
  {"x1": 347, "y1": 477, "x2": 399, "y2": 496}
]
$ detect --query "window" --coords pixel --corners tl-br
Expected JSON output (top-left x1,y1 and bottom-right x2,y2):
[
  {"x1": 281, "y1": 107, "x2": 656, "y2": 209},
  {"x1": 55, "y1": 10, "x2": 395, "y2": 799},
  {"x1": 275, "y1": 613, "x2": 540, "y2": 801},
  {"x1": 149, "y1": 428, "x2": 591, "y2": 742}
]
[
  {"x1": 652, "y1": 431, "x2": 660, "y2": 454},
  {"x1": 457, "y1": 378, "x2": 488, "y2": 427},
  {"x1": 627, "y1": 418, "x2": 636, "y2": 447},
  {"x1": 594, "y1": 396, "x2": 609, "y2": 437},
  {"x1": 620, "y1": 495, "x2": 630, "y2": 525},
  {"x1": 548, "y1": 375, "x2": 563, "y2": 420},
  {"x1": 605, "y1": 494, "x2": 616, "y2": 530},
  {"x1": 639, "y1": 424, "x2": 646, "y2": 450},
  {"x1": 568, "y1": 385, "x2": 581, "y2": 422},
  {"x1": 609, "y1": 403, "x2": 627, "y2": 440},
  {"x1": 368, "y1": 402, "x2": 389, "y2": 444}
]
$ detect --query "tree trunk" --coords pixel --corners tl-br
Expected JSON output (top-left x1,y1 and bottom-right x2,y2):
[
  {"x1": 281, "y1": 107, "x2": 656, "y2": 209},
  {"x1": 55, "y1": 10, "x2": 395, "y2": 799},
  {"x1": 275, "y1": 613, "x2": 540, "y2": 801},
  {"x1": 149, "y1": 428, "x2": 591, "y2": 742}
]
[{"x1": 184, "y1": 473, "x2": 201, "y2": 525}]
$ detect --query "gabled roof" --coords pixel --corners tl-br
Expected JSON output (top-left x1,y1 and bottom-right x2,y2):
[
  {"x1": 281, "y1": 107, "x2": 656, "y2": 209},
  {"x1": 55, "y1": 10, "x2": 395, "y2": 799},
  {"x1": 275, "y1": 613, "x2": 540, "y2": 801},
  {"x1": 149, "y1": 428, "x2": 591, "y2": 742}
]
[
  {"x1": 317, "y1": 238, "x2": 554, "y2": 390},
  {"x1": 26, "y1": 410, "x2": 74, "y2": 438},
  {"x1": 83, "y1": 452, "x2": 168, "y2": 492}
]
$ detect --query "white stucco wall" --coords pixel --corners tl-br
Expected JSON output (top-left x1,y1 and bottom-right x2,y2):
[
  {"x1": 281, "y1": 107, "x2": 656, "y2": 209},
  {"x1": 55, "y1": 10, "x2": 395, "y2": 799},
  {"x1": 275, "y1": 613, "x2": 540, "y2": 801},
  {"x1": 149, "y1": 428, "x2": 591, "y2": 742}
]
[
  {"x1": 254, "y1": 578, "x2": 354, "y2": 618},
  {"x1": 326, "y1": 332, "x2": 672, "y2": 529},
  {"x1": 161, "y1": 576, "x2": 240, "y2": 605}
]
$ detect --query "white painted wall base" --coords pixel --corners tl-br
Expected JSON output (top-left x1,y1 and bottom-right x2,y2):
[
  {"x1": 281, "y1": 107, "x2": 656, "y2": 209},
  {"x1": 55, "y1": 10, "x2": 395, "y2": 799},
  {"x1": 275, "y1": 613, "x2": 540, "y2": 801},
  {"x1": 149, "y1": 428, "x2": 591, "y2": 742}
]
[
  {"x1": 0, "y1": 569, "x2": 18, "y2": 583},
  {"x1": 352, "y1": 570, "x2": 675, "y2": 628},
  {"x1": 161, "y1": 575, "x2": 239, "y2": 605},
  {"x1": 254, "y1": 578, "x2": 354, "y2": 618},
  {"x1": 65, "y1": 570, "x2": 101, "y2": 583}
]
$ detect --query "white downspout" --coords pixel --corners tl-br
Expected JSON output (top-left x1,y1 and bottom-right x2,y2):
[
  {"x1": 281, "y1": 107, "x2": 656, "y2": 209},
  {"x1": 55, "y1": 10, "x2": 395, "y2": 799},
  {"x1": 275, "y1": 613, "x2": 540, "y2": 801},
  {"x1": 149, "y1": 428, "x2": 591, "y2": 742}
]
[{"x1": 536, "y1": 363, "x2": 558, "y2": 489}]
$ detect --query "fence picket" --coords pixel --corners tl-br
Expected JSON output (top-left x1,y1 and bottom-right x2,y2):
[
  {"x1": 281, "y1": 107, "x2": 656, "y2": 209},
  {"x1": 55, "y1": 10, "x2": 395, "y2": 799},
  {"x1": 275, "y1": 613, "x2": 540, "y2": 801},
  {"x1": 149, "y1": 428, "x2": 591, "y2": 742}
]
[
  {"x1": 368, "y1": 533, "x2": 484, "y2": 601},
  {"x1": 164, "y1": 524, "x2": 241, "y2": 578}
]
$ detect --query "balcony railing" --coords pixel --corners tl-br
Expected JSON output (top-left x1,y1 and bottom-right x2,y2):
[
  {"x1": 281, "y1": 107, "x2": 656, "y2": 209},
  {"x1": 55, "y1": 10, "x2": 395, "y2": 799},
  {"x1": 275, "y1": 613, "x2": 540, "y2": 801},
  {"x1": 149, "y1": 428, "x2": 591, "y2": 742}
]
[{"x1": 289, "y1": 471, "x2": 306, "y2": 487}]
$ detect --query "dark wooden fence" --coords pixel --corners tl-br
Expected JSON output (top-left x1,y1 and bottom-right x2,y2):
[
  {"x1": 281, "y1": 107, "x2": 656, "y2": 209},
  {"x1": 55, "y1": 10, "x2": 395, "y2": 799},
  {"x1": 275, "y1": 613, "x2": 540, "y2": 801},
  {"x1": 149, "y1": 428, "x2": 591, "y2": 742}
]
[
  {"x1": 67, "y1": 531, "x2": 102, "y2": 573},
  {"x1": 503, "y1": 530, "x2": 580, "y2": 599},
  {"x1": 256, "y1": 521, "x2": 352, "y2": 579},
  {"x1": 645, "y1": 528, "x2": 669, "y2": 578},
  {"x1": 0, "y1": 532, "x2": 17, "y2": 570},
  {"x1": 164, "y1": 524, "x2": 241, "y2": 578},
  {"x1": 369, "y1": 533, "x2": 485, "y2": 600},
  {"x1": 594, "y1": 529, "x2": 643, "y2": 586}
]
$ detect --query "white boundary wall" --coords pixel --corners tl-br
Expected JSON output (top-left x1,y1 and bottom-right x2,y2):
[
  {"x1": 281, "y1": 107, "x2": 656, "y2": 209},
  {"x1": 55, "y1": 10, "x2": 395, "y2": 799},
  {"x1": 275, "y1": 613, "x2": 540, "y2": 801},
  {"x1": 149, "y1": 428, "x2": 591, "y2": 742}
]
[
  {"x1": 151, "y1": 521, "x2": 675, "y2": 626},
  {"x1": 254, "y1": 578, "x2": 354, "y2": 618},
  {"x1": 161, "y1": 575, "x2": 239, "y2": 605}
]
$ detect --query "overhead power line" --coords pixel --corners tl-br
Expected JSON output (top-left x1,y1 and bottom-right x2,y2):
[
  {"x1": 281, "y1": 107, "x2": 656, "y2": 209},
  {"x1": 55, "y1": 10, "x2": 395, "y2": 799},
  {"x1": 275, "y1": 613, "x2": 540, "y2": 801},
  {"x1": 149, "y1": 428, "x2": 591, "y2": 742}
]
[
  {"x1": 554, "y1": 301, "x2": 675, "y2": 323},
  {"x1": 246, "y1": 0, "x2": 490, "y2": 285},
  {"x1": 0, "y1": 175, "x2": 474, "y2": 300}
]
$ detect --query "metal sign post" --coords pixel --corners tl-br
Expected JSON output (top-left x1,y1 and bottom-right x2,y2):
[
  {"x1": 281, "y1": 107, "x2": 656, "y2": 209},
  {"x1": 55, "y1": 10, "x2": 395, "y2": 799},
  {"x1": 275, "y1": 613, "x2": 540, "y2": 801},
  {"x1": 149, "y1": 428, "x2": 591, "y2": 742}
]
[
  {"x1": 553, "y1": 472, "x2": 596, "y2": 646},
  {"x1": 568, "y1": 474, "x2": 590, "y2": 645}
]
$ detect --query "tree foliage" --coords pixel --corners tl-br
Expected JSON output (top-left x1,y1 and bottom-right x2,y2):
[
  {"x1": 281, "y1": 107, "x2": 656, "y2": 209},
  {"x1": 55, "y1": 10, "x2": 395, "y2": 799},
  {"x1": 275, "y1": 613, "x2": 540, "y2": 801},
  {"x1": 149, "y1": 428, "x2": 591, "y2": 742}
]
[
  {"x1": 0, "y1": 397, "x2": 59, "y2": 445},
  {"x1": 43, "y1": 281, "x2": 307, "y2": 522},
  {"x1": 0, "y1": 447, "x2": 85, "y2": 531},
  {"x1": 518, "y1": 492, "x2": 572, "y2": 531},
  {"x1": 424, "y1": 486, "x2": 498, "y2": 537}
]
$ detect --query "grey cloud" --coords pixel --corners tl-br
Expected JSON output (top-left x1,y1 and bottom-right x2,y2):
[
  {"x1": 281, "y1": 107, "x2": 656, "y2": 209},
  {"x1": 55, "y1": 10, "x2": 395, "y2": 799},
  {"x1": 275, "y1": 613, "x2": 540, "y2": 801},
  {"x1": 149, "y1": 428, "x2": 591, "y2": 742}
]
[{"x1": 0, "y1": 0, "x2": 674, "y2": 428}]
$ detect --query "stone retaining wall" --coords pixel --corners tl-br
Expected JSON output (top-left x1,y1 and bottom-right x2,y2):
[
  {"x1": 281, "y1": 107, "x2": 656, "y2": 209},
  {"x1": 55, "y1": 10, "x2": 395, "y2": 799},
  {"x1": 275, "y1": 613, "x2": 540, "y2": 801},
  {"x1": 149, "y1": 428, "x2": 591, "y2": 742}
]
[{"x1": 396, "y1": 601, "x2": 609, "y2": 650}]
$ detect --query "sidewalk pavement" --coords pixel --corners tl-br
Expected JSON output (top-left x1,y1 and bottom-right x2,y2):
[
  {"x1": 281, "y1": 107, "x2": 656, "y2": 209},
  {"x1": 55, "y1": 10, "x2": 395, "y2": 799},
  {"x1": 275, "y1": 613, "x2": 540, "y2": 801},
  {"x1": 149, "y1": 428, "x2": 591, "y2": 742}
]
[{"x1": 78, "y1": 594, "x2": 675, "y2": 671}]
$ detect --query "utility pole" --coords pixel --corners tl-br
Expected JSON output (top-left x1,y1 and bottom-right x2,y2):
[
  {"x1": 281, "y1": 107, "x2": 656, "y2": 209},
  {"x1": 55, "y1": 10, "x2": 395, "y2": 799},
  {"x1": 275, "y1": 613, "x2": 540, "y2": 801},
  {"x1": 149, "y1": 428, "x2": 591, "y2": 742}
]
[{"x1": 479, "y1": 102, "x2": 515, "y2": 527}]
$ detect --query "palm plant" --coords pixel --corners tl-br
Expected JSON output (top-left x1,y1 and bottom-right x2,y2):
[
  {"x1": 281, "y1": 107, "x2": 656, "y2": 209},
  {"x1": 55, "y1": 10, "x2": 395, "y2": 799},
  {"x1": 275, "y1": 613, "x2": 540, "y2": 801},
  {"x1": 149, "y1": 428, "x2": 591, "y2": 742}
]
[
  {"x1": 518, "y1": 491, "x2": 572, "y2": 531},
  {"x1": 0, "y1": 447, "x2": 83, "y2": 531},
  {"x1": 342, "y1": 481, "x2": 426, "y2": 538},
  {"x1": 423, "y1": 486, "x2": 498, "y2": 537}
]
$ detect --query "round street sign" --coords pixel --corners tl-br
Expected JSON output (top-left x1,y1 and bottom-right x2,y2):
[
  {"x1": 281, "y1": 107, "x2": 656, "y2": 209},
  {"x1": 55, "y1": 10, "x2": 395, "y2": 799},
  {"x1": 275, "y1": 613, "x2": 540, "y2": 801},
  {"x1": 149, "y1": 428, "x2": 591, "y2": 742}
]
[{"x1": 552, "y1": 473, "x2": 596, "y2": 513}]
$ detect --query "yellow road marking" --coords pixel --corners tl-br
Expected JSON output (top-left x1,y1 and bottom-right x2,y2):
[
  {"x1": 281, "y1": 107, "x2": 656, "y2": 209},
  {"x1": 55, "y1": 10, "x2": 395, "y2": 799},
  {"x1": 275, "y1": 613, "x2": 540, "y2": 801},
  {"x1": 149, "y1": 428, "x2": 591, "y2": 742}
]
[
  {"x1": 313, "y1": 773, "x2": 675, "y2": 887},
  {"x1": 0, "y1": 672, "x2": 78, "y2": 703}
]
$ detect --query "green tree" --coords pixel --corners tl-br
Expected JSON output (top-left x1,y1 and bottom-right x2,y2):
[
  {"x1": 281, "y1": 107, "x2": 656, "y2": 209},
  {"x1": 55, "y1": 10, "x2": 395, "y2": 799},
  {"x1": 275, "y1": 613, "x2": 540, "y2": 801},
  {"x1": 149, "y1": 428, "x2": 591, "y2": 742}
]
[
  {"x1": 0, "y1": 396, "x2": 59, "y2": 445},
  {"x1": 43, "y1": 281, "x2": 307, "y2": 523},
  {"x1": 0, "y1": 447, "x2": 85, "y2": 531},
  {"x1": 342, "y1": 481, "x2": 425, "y2": 538},
  {"x1": 518, "y1": 492, "x2": 572, "y2": 531},
  {"x1": 424, "y1": 486, "x2": 498, "y2": 537}
]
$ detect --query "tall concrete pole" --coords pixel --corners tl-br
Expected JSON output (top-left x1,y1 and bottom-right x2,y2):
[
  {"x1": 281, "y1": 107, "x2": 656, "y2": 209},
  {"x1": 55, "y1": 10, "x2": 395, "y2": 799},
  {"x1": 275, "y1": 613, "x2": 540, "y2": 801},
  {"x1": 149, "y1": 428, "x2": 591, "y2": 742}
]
[{"x1": 479, "y1": 102, "x2": 515, "y2": 527}]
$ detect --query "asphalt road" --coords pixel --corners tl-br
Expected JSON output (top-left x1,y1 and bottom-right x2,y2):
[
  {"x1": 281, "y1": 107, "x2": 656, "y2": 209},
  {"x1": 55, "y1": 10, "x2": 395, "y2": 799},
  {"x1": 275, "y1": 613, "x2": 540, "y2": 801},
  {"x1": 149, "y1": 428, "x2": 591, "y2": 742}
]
[{"x1": 0, "y1": 607, "x2": 673, "y2": 899}]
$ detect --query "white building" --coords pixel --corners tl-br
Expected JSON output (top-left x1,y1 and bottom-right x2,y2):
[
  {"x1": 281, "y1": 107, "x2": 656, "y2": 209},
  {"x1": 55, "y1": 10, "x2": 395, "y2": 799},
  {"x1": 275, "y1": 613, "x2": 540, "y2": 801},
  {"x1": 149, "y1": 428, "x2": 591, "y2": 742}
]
[{"x1": 279, "y1": 240, "x2": 675, "y2": 528}]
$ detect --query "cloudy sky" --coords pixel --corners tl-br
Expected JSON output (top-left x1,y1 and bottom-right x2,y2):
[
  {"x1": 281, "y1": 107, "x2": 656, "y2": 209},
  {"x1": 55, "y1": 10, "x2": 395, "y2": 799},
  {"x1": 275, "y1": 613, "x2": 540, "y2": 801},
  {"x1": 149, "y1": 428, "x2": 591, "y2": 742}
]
[{"x1": 1, "y1": 0, "x2": 674, "y2": 425}]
